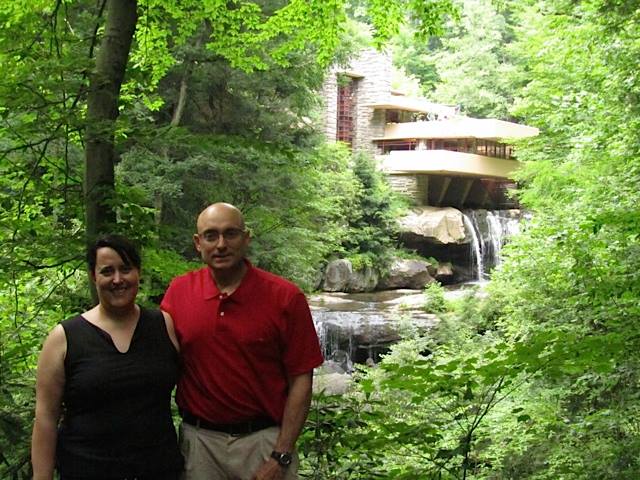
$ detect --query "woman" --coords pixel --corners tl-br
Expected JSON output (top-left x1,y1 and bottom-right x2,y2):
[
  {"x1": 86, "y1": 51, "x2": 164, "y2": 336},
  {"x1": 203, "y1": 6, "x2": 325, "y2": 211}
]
[{"x1": 31, "y1": 235, "x2": 183, "y2": 480}]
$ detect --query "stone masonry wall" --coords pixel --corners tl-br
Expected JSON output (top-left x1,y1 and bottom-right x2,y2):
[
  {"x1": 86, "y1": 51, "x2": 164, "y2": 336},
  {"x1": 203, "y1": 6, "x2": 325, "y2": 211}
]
[
  {"x1": 350, "y1": 49, "x2": 392, "y2": 153},
  {"x1": 322, "y1": 72, "x2": 338, "y2": 141},
  {"x1": 321, "y1": 49, "x2": 392, "y2": 152},
  {"x1": 387, "y1": 175, "x2": 420, "y2": 203},
  {"x1": 386, "y1": 174, "x2": 431, "y2": 205}
]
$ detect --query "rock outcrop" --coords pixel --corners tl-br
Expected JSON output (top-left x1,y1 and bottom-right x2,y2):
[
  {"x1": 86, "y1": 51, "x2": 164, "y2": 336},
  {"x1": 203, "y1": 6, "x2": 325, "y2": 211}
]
[
  {"x1": 321, "y1": 208, "x2": 521, "y2": 290},
  {"x1": 323, "y1": 258, "x2": 438, "y2": 292},
  {"x1": 378, "y1": 258, "x2": 435, "y2": 290},
  {"x1": 398, "y1": 206, "x2": 468, "y2": 244},
  {"x1": 322, "y1": 259, "x2": 352, "y2": 292},
  {"x1": 397, "y1": 207, "x2": 473, "y2": 283},
  {"x1": 434, "y1": 262, "x2": 454, "y2": 283},
  {"x1": 322, "y1": 259, "x2": 379, "y2": 293}
]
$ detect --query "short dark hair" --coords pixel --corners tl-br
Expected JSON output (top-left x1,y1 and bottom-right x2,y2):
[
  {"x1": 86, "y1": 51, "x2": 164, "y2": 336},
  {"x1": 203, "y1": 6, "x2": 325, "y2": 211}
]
[{"x1": 87, "y1": 235, "x2": 141, "y2": 272}]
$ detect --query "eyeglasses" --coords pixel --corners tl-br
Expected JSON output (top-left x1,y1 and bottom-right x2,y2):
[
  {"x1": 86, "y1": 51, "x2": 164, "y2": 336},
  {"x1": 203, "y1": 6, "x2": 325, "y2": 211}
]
[{"x1": 199, "y1": 228, "x2": 246, "y2": 243}]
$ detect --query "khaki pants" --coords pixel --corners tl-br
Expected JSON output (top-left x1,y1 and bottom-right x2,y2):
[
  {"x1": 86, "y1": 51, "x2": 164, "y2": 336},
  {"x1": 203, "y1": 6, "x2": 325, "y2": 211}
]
[{"x1": 179, "y1": 422, "x2": 299, "y2": 480}]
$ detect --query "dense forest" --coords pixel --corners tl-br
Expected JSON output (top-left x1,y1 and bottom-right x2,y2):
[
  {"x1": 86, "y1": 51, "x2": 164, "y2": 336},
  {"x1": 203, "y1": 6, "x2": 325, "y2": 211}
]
[{"x1": 1, "y1": 0, "x2": 639, "y2": 478}]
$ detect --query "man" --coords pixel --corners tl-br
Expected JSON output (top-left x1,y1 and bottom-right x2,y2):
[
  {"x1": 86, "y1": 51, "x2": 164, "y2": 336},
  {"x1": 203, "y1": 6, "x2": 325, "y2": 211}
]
[{"x1": 161, "y1": 202, "x2": 323, "y2": 480}]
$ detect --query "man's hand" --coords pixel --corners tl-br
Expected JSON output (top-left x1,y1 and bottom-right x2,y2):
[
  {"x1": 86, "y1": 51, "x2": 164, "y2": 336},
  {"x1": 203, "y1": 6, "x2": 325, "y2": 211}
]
[{"x1": 252, "y1": 457, "x2": 286, "y2": 480}]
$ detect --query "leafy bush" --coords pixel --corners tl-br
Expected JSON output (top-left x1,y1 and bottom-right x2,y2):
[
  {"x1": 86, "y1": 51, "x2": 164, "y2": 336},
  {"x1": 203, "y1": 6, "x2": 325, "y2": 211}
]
[
  {"x1": 423, "y1": 281, "x2": 447, "y2": 314},
  {"x1": 339, "y1": 152, "x2": 407, "y2": 270}
]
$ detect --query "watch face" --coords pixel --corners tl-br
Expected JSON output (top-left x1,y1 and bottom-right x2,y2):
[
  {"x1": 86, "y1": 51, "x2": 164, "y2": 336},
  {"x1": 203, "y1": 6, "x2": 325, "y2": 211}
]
[{"x1": 272, "y1": 450, "x2": 293, "y2": 466}]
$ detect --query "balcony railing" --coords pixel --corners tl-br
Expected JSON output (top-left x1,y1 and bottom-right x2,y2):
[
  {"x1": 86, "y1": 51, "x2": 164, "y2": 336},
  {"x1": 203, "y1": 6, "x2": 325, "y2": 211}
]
[{"x1": 375, "y1": 138, "x2": 515, "y2": 159}]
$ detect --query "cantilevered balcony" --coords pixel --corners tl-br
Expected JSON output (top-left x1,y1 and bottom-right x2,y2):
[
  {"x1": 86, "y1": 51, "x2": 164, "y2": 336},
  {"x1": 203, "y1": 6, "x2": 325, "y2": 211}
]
[
  {"x1": 378, "y1": 149, "x2": 520, "y2": 179},
  {"x1": 374, "y1": 118, "x2": 539, "y2": 180},
  {"x1": 379, "y1": 118, "x2": 540, "y2": 142},
  {"x1": 372, "y1": 118, "x2": 538, "y2": 208}
]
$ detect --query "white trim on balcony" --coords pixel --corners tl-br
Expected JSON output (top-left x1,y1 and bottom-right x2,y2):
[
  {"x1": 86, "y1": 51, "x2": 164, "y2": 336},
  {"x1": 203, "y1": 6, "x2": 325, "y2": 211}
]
[
  {"x1": 364, "y1": 97, "x2": 458, "y2": 117},
  {"x1": 376, "y1": 119, "x2": 539, "y2": 141}
]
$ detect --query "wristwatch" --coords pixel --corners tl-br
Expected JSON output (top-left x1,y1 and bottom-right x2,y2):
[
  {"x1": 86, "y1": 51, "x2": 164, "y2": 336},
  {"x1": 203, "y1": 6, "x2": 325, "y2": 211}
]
[{"x1": 271, "y1": 450, "x2": 293, "y2": 467}]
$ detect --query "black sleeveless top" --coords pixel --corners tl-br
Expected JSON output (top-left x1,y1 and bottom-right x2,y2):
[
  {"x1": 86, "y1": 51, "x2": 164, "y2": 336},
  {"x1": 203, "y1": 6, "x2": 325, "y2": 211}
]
[{"x1": 57, "y1": 308, "x2": 183, "y2": 478}]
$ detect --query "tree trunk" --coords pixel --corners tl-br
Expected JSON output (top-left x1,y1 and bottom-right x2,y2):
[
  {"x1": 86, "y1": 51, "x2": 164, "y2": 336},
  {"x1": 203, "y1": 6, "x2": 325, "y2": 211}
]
[
  {"x1": 170, "y1": 73, "x2": 189, "y2": 127},
  {"x1": 170, "y1": 31, "x2": 204, "y2": 127},
  {"x1": 84, "y1": 0, "x2": 138, "y2": 246}
]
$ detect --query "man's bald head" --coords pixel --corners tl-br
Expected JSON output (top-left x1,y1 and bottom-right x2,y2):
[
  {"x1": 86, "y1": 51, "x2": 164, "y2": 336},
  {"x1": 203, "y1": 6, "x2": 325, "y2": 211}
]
[
  {"x1": 193, "y1": 203, "x2": 250, "y2": 274},
  {"x1": 196, "y1": 203, "x2": 245, "y2": 233}
]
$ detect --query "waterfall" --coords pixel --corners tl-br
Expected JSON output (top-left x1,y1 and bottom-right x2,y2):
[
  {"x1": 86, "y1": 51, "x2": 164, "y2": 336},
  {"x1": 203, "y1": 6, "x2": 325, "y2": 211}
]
[
  {"x1": 463, "y1": 210, "x2": 521, "y2": 281},
  {"x1": 461, "y1": 212, "x2": 484, "y2": 280},
  {"x1": 485, "y1": 212, "x2": 503, "y2": 265},
  {"x1": 310, "y1": 291, "x2": 438, "y2": 364},
  {"x1": 313, "y1": 311, "x2": 359, "y2": 362},
  {"x1": 485, "y1": 210, "x2": 520, "y2": 268}
]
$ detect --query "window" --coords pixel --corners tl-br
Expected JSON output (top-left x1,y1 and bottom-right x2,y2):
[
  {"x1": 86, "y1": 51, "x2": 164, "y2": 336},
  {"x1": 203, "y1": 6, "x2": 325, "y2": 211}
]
[
  {"x1": 336, "y1": 79, "x2": 354, "y2": 146},
  {"x1": 386, "y1": 110, "x2": 399, "y2": 123},
  {"x1": 376, "y1": 140, "x2": 417, "y2": 153}
]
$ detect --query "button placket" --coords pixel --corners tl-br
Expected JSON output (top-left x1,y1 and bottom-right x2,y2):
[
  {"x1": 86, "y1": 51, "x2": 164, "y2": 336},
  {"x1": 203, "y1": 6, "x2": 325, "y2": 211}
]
[{"x1": 219, "y1": 293, "x2": 227, "y2": 318}]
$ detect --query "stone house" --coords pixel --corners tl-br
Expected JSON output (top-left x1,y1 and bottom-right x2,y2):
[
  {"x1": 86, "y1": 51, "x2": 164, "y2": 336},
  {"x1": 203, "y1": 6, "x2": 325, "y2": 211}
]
[{"x1": 321, "y1": 49, "x2": 538, "y2": 209}]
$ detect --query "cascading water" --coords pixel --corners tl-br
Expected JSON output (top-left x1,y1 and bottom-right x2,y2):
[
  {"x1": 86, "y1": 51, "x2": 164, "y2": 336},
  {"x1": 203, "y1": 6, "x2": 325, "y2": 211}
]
[
  {"x1": 310, "y1": 291, "x2": 438, "y2": 364},
  {"x1": 486, "y1": 210, "x2": 521, "y2": 268},
  {"x1": 461, "y1": 212, "x2": 484, "y2": 280},
  {"x1": 485, "y1": 212, "x2": 503, "y2": 265},
  {"x1": 313, "y1": 311, "x2": 361, "y2": 363},
  {"x1": 462, "y1": 209, "x2": 521, "y2": 281},
  {"x1": 311, "y1": 210, "x2": 522, "y2": 364}
]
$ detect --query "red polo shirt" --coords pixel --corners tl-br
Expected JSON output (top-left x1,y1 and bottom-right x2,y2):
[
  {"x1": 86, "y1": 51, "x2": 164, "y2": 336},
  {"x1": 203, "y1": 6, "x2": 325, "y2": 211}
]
[{"x1": 161, "y1": 261, "x2": 323, "y2": 424}]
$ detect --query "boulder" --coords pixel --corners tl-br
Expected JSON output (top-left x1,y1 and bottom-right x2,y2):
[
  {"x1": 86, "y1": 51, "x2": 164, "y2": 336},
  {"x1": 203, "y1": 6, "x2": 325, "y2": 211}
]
[
  {"x1": 313, "y1": 358, "x2": 355, "y2": 395},
  {"x1": 313, "y1": 371, "x2": 352, "y2": 395},
  {"x1": 322, "y1": 259, "x2": 353, "y2": 292},
  {"x1": 347, "y1": 266, "x2": 379, "y2": 292},
  {"x1": 399, "y1": 206, "x2": 467, "y2": 244},
  {"x1": 378, "y1": 258, "x2": 435, "y2": 290},
  {"x1": 434, "y1": 262, "x2": 454, "y2": 283},
  {"x1": 327, "y1": 350, "x2": 354, "y2": 373},
  {"x1": 322, "y1": 259, "x2": 378, "y2": 293}
]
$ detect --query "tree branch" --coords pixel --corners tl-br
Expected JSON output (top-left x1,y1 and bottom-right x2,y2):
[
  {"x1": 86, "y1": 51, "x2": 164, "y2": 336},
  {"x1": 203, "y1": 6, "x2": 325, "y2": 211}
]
[{"x1": 22, "y1": 256, "x2": 83, "y2": 270}]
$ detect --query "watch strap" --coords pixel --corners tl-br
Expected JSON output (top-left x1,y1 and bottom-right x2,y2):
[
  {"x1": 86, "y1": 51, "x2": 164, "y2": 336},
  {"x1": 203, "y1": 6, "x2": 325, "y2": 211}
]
[{"x1": 271, "y1": 450, "x2": 293, "y2": 467}]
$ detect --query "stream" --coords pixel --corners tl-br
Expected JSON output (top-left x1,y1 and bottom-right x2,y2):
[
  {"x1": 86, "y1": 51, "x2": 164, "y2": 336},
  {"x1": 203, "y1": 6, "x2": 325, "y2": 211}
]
[{"x1": 310, "y1": 209, "x2": 518, "y2": 369}]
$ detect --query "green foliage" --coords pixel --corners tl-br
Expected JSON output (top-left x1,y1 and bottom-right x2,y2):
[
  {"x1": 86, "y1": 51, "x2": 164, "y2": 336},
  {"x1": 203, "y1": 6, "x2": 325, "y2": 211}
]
[
  {"x1": 0, "y1": 0, "x2": 457, "y2": 477},
  {"x1": 391, "y1": 25, "x2": 441, "y2": 92},
  {"x1": 117, "y1": 131, "x2": 360, "y2": 290},
  {"x1": 300, "y1": 392, "x2": 388, "y2": 479},
  {"x1": 303, "y1": 1, "x2": 640, "y2": 478},
  {"x1": 5, "y1": 0, "x2": 640, "y2": 479},
  {"x1": 393, "y1": 0, "x2": 518, "y2": 119},
  {"x1": 430, "y1": 0, "x2": 517, "y2": 118},
  {"x1": 0, "y1": 5, "x2": 92, "y2": 473},
  {"x1": 481, "y1": 0, "x2": 640, "y2": 476},
  {"x1": 340, "y1": 152, "x2": 406, "y2": 269},
  {"x1": 422, "y1": 281, "x2": 447, "y2": 314},
  {"x1": 138, "y1": 247, "x2": 200, "y2": 304},
  {"x1": 301, "y1": 4, "x2": 640, "y2": 475},
  {"x1": 301, "y1": 302, "x2": 535, "y2": 479},
  {"x1": 0, "y1": 267, "x2": 88, "y2": 479}
]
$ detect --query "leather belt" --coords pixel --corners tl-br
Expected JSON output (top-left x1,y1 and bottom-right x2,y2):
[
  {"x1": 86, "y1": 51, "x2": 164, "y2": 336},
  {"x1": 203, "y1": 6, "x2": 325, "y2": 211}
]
[{"x1": 180, "y1": 410, "x2": 277, "y2": 436}]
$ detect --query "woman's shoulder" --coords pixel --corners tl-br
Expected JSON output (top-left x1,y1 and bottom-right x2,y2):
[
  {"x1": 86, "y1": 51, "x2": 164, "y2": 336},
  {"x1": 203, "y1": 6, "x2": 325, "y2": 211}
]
[
  {"x1": 59, "y1": 313, "x2": 87, "y2": 330},
  {"x1": 140, "y1": 306, "x2": 164, "y2": 322},
  {"x1": 138, "y1": 306, "x2": 170, "y2": 332},
  {"x1": 140, "y1": 306, "x2": 180, "y2": 352}
]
